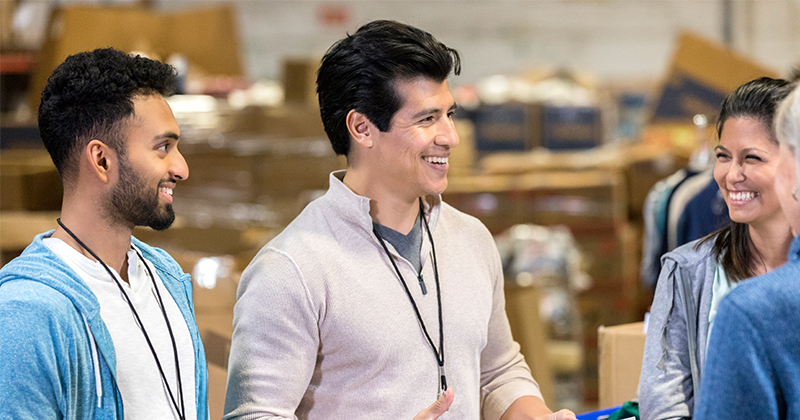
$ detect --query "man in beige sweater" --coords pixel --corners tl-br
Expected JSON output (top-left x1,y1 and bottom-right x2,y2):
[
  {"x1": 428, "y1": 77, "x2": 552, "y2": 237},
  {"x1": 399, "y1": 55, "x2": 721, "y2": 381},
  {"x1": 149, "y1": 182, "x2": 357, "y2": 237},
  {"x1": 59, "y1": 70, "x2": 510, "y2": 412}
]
[{"x1": 223, "y1": 20, "x2": 576, "y2": 420}]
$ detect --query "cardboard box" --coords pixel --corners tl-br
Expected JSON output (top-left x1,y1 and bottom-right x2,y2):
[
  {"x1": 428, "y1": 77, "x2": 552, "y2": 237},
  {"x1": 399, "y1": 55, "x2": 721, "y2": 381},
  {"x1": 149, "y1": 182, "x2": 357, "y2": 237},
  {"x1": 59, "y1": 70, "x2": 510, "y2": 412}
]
[
  {"x1": 504, "y1": 284, "x2": 555, "y2": 406},
  {"x1": 540, "y1": 106, "x2": 602, "y2": 150},
  {"x1": 208, "y1": 363, "x2": 228, "y2": 420},
  {"x1": 450, "y1": 118, "x2": 476, "y2": 175},
  {"x1": 473, "y1": 103, "x2": 602, "y2": 152},
  {"x1": 176, "y1": 137, "x2": 343, "y2": 225},
  {"x1": 30, "y1": 4, "x2": 243, "y2": 111},
  {"x1": 473, "y1": 103, "x2": 535, "y2": 152},
  {"x1": 598, "y1": 322, "x2": 646, "y2": 408},
  {"x1": 0, "y1": 211, "x2": 60, "y2": 253},
  {"x1": 0, "y1": 149, "x2": 62, "y2": 211},
  {"x1": 0, "y1": 0, "x2": 13, "y2": 48},
  {"x1": 196, "y1": 314, "x2": 233, "y2": 420},
  {"x1": 283, "y1": 58, "x2": 319, "y2": 107},
  {"x1": 650, "y1": 32, "x2": 777, "y2": 124}
]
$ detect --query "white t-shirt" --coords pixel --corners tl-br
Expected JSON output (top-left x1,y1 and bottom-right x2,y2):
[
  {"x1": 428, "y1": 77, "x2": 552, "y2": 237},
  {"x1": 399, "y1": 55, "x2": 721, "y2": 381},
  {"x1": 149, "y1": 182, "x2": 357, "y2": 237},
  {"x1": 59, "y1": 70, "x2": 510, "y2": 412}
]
[
  {"x1": 706, "y1": 262, "x2": 740, "y2": 350},
  {"x1": 44, "y1": 238, "x2": 197, "y2": 420}
]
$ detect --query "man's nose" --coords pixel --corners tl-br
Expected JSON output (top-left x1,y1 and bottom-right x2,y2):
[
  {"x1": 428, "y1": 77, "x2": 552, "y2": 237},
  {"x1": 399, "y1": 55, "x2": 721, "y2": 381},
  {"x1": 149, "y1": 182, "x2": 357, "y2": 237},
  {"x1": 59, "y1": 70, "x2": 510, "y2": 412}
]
[{"x1": 171, "y1": 149, "x2": 189, "y2": 181}]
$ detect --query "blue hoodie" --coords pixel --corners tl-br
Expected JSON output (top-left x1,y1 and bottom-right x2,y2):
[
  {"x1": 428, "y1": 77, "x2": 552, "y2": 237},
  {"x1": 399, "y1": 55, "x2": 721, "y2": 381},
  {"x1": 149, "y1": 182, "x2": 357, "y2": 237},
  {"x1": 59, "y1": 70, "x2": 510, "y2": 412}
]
[{"x1": 0, "y1": 231, "x2": 209, "y2": 420}]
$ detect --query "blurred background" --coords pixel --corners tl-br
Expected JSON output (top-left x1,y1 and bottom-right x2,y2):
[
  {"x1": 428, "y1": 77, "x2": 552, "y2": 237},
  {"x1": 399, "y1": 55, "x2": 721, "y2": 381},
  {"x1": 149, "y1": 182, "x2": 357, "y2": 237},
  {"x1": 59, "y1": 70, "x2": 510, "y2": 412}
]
[{"x1": 2, "y1": 0, "x2": 798, "y2": 417}]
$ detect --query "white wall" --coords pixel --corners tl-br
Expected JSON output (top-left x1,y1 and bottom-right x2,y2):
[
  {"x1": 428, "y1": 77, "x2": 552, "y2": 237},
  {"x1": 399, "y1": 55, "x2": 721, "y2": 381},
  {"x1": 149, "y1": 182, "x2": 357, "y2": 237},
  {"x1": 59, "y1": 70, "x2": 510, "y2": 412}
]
[{"x1": 156, "y1": 0, "x2": 800, "y2": 86}]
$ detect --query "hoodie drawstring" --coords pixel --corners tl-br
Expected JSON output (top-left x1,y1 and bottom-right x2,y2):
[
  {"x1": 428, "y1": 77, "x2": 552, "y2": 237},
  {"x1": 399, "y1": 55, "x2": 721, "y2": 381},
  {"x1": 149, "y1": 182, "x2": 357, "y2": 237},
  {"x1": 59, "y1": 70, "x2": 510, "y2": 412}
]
[{"x1": 81, "y1": 315, "x2": 103, "y2": 408}]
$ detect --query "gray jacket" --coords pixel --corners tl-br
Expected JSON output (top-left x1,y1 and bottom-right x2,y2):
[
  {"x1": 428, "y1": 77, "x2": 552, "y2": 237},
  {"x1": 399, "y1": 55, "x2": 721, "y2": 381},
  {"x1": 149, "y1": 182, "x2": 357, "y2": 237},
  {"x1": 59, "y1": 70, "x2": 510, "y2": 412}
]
[{"x1": 639, "y1": 238, "x2": 715, "y2": 420}]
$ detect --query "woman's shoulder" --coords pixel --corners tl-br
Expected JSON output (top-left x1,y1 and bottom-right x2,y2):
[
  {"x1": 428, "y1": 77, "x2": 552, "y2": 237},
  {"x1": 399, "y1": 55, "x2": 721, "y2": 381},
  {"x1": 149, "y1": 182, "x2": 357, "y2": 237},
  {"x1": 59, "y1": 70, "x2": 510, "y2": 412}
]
[{"x1": 662, "y1": 236, "x2": 716, "y2": 269}]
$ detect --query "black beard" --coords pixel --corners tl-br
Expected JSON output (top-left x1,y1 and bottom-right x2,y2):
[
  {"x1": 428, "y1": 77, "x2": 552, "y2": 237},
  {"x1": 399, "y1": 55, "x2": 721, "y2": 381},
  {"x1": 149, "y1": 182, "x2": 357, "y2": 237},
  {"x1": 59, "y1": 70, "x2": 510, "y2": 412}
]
[{"x1": 107, "y1": 156, "x2": 175, "y2": 231}]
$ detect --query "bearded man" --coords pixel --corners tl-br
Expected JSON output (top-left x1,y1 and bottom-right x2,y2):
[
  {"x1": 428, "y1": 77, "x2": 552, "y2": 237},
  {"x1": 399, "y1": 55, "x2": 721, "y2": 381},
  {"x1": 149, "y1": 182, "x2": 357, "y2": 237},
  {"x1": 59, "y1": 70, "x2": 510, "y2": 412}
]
[{"x1": 0, "y1": 48, "x2": 208, "y2": 420}]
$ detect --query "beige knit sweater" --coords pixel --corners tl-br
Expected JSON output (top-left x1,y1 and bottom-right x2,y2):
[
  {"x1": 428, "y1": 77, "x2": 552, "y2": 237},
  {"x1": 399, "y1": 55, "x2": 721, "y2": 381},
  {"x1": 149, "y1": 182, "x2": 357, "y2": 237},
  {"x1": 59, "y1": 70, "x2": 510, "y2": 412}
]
[{"x1": 223, "y1": 171, "x2": 542, "y2": 420}]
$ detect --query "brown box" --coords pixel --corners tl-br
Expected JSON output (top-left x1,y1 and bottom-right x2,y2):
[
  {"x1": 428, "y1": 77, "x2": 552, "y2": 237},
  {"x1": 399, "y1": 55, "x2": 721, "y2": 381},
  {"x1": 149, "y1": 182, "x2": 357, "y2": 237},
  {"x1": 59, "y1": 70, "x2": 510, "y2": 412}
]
[
  {"x1": 450, "y1": 119, "x2": 476, "y2": 176},
  {"x1": 504, "y1": 284, "x2": 554, "y2": 406},
  {"x1": 1, "y1": 0, "x2": 14, "y2": 48},
  {"x1": 473, "y1": 103, "x2": 603, "y2": 152},
  {"x1": 0, "y1": 149, "x2": 62, "y2": 211},
  {"x1": 0, "y1": 211, "x2": 60, "y2": 254},
  {"x1": 650, "y1": 32, "x2": 776, "y2": 124},
  {"x1": 176, "y1": 136, "x2": 343, "y2": 225},
  {"x1": 222, "y1": 105, "x2": 327, "y2": 138},
  {"x1": 196, "y1": 315, "x2": 233, "y2": 420},
  {"x1": 30, "y1": 4, "x2": 243, "y2": 111},
  {"x1": 208, "y1": 362, "x2": 228, "y2": 420},
  {"x1": 283, "y1": 58, "x2": 319, "y2": 107},
  {"x1": 598, "y1": 322, "x2": 646, "y2": 408}
]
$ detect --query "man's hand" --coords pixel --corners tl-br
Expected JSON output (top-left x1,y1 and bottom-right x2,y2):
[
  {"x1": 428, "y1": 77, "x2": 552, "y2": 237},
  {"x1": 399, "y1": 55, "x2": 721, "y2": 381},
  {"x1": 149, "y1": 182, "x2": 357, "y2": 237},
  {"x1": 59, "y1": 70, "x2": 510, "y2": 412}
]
[
  {"x1": 500, "y1": 396, "x2": 577, "y2": 420},
  {"x1": 411, "y1": 388, "x2": 454, "y2": 420},
  {"x1": 536, "y1": 409, "x2": 577, "y2": 420}
]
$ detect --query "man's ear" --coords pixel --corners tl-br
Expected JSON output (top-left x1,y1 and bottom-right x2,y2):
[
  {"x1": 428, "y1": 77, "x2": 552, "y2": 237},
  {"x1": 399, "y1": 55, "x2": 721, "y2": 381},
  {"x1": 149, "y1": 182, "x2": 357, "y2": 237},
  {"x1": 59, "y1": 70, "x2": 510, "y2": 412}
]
[
  {"x1": 346, "y1": 109, "x2": 374, "y2": 148},
  {"x1": 85, "y1": 140, "x2": 116, "y2": 184}
]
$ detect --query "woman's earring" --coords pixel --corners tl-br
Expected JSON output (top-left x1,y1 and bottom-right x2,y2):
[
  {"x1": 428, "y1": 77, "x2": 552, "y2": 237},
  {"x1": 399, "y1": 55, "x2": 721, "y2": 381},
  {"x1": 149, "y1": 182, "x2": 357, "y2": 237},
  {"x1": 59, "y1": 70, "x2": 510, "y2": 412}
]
[{"x1": 793, "y1": 186, "x2": 799, "y2": 202}]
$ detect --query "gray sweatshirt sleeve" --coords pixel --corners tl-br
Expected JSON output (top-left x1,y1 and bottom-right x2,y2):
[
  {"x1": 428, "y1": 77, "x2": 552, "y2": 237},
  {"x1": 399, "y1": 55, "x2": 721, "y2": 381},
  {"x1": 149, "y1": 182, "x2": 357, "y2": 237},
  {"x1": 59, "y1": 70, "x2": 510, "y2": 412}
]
[
  {"x1": 639, "y1": 258, "x2": 693, "y2": 420},
  {"x1": 479, "y1": 233, "x2": 544, "y2": 420},
  {"x1": 223, "y1": 248, "x2": 318, "y2": 420}
]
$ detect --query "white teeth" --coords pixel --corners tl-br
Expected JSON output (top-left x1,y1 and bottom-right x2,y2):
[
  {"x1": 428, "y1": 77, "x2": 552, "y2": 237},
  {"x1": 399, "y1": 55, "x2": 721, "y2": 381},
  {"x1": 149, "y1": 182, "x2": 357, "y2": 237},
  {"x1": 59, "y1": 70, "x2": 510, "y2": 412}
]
[
  {"x1": 424, "y1": 156, "x2": 448, "y2": 164},
  {"x1": 730, "y1": 191, "x2": 757, "y2": 201},
  {"x1": 159, "y1": 187, "x2": 173, "y2": 196}
]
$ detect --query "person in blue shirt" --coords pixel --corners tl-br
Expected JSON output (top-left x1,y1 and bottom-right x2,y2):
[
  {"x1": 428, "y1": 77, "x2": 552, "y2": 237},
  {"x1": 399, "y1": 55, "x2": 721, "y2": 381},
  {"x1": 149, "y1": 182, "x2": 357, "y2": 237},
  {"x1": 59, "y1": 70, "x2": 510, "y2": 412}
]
[
  {"x1": 694, "y1": 82, "x2": 800, "y2": 420},
  {"x1": 0, "y1": 48, "x2": 208, "y2": 419}
]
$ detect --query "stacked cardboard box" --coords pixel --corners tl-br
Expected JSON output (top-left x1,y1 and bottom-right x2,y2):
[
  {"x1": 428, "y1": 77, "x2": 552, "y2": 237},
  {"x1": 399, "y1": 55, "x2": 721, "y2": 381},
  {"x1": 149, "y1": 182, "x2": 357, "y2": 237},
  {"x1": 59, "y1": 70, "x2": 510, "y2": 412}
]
[
  {"x1": 30, "y1": 5, "x2": 243, "y2": 111},
  {"x1": 472, "y1": 103, "x2": 603, "y2": 152},
  {"x1": 0, "y1": 149, "x2": 62, "y2": 211},
  {"x1": 598, "y1": 322, "x2": 646, "y2": 409}
]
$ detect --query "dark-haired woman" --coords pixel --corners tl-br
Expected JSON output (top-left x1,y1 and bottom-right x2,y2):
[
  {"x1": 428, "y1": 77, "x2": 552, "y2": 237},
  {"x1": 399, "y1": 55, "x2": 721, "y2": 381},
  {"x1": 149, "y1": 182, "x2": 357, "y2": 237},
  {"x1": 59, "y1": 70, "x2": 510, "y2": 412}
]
[
  {"x1": 695, "y1": 76, "x2": 800, "y2": 420},
  {"x1": 639, "y1": 77, "x2": 796, "y2": 420}
]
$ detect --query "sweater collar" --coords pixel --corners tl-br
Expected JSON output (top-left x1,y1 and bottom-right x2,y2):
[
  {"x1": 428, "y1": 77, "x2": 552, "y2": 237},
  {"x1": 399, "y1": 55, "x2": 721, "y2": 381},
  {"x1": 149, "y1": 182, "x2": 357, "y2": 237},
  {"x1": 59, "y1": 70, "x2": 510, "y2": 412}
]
[{"x1": 324, "y1": 170, "x2": 442, "y2": 235}]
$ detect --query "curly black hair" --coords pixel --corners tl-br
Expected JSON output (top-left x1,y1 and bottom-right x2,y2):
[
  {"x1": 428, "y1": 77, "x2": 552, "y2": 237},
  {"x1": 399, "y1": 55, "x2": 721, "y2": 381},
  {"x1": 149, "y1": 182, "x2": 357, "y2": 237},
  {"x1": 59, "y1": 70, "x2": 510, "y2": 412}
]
[
  {"x1": 38, "y1": 48, "x2": 177, "y2": 185},
  {"x1": 316, "y1": 20, "x2": 460, "y2": 157}
]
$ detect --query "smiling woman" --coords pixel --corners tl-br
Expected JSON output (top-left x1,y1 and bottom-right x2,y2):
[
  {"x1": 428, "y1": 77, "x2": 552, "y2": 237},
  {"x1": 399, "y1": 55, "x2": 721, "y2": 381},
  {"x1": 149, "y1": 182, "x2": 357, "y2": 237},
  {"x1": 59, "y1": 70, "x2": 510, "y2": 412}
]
[
  {"x1": 693, "y1": 79, "x2": 800, "y2": 420},
  {"x1": 639, "y1": 77, "x2": 796, "y2": 420},
  {"x1": 713, "y1": 118, "x2": 784, "y2": 240}
]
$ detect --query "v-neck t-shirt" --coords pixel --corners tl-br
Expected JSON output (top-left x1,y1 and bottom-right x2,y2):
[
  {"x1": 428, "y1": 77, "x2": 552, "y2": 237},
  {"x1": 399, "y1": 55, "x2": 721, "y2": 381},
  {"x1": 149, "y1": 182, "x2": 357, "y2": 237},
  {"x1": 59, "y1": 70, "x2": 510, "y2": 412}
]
[{"x1": 373, "y1": 213, "x2": 424, "y2": 273}]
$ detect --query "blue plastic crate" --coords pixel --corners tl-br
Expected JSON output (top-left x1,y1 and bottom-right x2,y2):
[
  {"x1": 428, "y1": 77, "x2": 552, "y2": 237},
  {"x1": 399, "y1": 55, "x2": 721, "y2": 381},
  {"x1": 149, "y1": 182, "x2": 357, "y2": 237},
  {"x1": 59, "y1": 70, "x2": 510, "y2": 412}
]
[{"x1": 576, "y1": 405, "x2": 622, "y2": 420}]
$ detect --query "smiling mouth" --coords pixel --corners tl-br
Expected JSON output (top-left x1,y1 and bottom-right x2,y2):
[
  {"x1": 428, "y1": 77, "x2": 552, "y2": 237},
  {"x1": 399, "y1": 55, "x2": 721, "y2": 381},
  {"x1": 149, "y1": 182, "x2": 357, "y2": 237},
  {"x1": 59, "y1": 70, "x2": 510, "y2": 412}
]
[
  {"x1": 159, "y1": 187, "x2": 173, "y2": 197},
  {"x1": 424, "y1": 156, "x2": 448, "y2": 165},
  {"x1": 729, "y1": 191, "x2": 758, "y2": 201}
]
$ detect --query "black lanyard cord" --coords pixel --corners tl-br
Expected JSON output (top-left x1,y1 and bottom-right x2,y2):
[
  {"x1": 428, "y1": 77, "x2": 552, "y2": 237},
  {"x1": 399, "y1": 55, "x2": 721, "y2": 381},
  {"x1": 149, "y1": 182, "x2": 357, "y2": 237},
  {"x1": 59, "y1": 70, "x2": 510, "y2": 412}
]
[
  {"x1": 372, "y1": 198, "x2": 446, "y2": 394},
  {"x1": 56, "y1": 219, "x2": 186, "y2": 420},
  {"x1": 132, "y1": 246, "x2": 185, "y2": 417}
]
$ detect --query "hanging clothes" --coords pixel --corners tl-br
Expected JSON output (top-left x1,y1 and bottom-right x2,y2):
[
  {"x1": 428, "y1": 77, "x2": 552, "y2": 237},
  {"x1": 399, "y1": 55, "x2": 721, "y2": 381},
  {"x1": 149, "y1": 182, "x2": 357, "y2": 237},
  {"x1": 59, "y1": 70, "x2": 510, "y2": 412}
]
[
  {"x1": 677, "y1": 178, "x2": 729, "y2": 246},
  {"x1": 668, "y1": 169, "x2": 714, "y2": 251},
  {"x1": 641, "y1": 166, "x2": 729, "y2": 290},
  {"x1": 640, "y1": 169, "x2": 699, "y2": 289}
]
